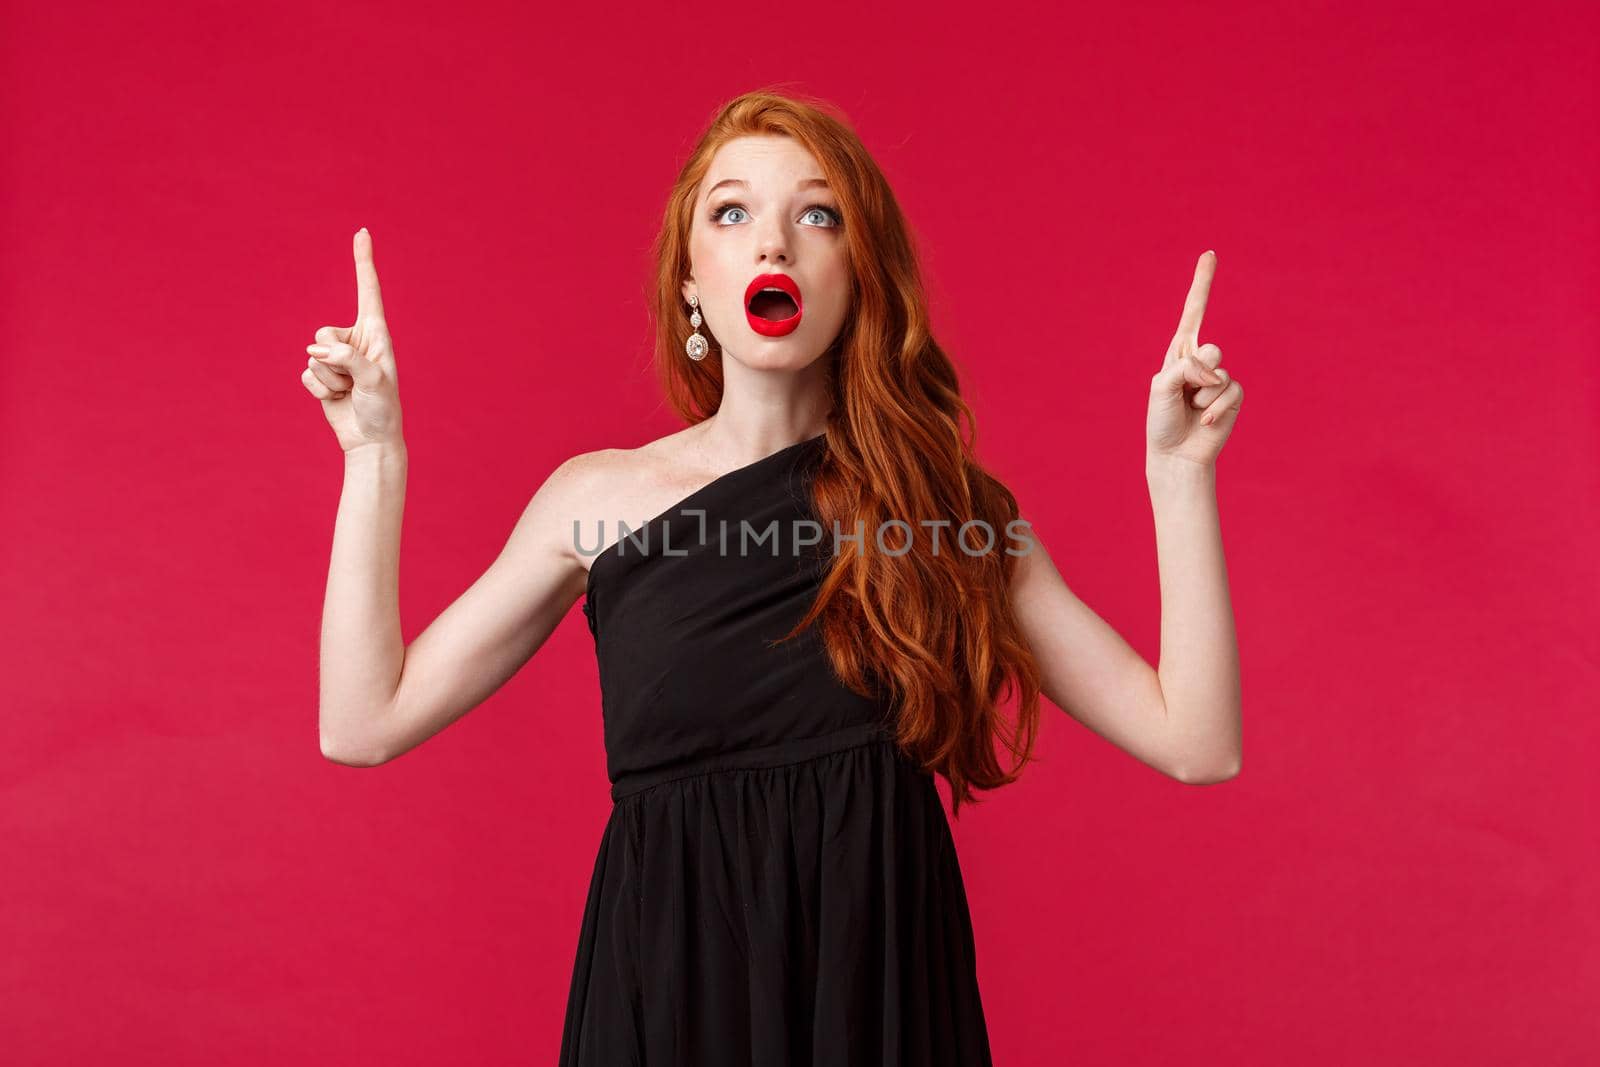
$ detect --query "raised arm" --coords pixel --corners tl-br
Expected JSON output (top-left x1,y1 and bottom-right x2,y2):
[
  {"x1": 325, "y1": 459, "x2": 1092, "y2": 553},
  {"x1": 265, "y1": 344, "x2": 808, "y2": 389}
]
[
  {"x1": 1009, "y1": 251, "x2": 1244, "y2": 785},
  {"x1": 319, "y1": 454, "x2": 593, "y2": 767},
  {"x1": 302, "y1": 228, "x2": 593, "y2": 767}
]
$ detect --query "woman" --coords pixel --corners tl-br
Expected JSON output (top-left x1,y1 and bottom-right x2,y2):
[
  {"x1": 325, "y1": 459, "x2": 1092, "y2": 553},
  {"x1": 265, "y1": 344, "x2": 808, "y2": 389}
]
[{"x1": 303, "y1": 89, "x2": 1243, "y2": 1065}]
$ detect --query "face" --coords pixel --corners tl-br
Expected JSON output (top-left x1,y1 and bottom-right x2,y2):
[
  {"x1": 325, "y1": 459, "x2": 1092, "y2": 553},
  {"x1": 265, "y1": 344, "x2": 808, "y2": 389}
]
[{"x1": 681, "y1": 135, "x2": 850, "y2": 371}]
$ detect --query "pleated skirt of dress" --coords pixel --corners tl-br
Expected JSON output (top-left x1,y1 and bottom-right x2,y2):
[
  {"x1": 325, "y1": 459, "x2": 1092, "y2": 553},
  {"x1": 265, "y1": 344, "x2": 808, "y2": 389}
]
[{"x1": 557, "y1": 729, "x2": 993, "y2": 1067}]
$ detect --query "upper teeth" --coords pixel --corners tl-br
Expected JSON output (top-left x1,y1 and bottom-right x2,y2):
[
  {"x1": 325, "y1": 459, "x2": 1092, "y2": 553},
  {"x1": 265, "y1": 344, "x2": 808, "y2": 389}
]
[{"x1": 761, "y1": 287, "x2": 786, "y2": 294}]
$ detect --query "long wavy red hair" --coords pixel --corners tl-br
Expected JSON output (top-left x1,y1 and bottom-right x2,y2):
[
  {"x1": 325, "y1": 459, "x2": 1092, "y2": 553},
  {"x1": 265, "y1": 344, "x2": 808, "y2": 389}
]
[{"x1": 646, "y1": 87, "x2": 1042, "y2": 815}]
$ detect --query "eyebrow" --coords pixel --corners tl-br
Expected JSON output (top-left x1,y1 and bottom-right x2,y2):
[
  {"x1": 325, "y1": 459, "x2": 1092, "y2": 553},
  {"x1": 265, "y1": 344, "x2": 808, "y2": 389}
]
[{"x1": 704, "y1": 177, "x2": 832, "y2": 200}]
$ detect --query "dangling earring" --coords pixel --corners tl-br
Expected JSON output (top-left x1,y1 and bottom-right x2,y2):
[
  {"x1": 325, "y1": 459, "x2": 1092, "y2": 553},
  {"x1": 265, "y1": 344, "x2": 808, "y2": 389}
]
[{"x1": 685, "y1": 294, "x2": 708, "y2": 362}]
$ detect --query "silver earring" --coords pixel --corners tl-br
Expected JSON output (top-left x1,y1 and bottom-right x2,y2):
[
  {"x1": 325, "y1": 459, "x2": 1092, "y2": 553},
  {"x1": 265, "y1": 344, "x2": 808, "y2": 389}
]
[{"x1": 685, "y1": 294, "x2": 708, "y2": 361}]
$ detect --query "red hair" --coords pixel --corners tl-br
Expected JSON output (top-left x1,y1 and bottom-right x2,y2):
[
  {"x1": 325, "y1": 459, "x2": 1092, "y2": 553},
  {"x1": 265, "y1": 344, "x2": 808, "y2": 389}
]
[{"x1": 646, "y1": 86, "x2": 1042, "y2": 816}]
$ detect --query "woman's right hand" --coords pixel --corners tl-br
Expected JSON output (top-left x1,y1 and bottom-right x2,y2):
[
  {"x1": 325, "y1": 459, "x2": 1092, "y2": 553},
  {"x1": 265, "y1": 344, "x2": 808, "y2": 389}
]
[{"x1": 301, "y1": 228, "x2": 405, "y2": 453}]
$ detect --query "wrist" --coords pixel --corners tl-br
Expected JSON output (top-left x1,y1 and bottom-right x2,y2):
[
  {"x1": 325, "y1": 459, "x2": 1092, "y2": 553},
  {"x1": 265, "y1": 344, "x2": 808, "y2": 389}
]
[
  {"x1": 344, "y1": 438, "x2": 408, "y2": 469},
  {"x1": 1145, "y1": 450, "x2": 1214, "y2": 490}
]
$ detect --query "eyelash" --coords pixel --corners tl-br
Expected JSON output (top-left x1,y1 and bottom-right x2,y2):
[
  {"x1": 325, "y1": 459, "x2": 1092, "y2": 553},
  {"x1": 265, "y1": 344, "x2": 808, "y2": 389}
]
[{"x1": 709, "y1": 202, "x2": 843, "y2": 228}]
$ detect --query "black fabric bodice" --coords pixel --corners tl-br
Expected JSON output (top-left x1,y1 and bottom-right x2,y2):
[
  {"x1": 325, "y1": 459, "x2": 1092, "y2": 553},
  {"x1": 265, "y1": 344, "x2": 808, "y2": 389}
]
[{"x1": 581, "y1": 432, "x2": 893, "y2": 799}]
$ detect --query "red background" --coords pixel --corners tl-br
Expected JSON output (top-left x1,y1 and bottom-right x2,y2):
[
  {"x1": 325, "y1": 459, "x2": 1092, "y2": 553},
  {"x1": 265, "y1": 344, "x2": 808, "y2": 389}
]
[{"x1": 3, "y1": 1, "x2": 1595, "y2": 1063}]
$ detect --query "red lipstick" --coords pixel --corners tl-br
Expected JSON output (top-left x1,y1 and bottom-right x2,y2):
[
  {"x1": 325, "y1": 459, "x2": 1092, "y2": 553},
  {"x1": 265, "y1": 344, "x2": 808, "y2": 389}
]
[{"x1": 743, "y1": 273, "x2": 804, "y2": 337}]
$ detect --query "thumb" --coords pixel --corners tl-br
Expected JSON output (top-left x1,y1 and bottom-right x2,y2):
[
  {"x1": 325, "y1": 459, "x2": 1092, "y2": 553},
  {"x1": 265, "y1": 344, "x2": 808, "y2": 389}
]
[
  {"x1": 1152, "y1": 352, "x2": 1223, "y2": 394},
  {"x1": 314, "y1": 324, "x2": 353, "y2": 346},
  {"x1": 309, "y1": 341, "x2": 386, "y2": 391}
]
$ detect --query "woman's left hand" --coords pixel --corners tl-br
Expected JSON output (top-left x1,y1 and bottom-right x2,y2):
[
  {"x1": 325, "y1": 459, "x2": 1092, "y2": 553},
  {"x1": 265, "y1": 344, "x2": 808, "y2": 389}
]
[{"x1": 1145, "y1": 251, "x2": 1243, "y2": 467}]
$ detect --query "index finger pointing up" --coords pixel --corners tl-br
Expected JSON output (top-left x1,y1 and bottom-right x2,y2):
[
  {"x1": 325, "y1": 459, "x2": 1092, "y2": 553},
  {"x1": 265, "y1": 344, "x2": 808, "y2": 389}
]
[
  {"x1": 1173, "y1": 250, "x2": 1216, "y2": 341},
  {"x1": 353, "y1": 227, "x2": 386, "y2": 322}
]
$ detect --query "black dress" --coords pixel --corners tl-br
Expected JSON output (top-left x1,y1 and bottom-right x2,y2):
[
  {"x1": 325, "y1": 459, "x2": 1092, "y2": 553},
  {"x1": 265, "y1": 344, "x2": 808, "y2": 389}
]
[{"x1": 560, "y1": 432, "x2": 993, "y2": 1066}]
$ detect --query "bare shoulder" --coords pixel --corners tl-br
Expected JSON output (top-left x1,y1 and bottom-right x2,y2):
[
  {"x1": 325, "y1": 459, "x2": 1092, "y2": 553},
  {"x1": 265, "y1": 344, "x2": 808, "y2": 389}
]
[{"x1": 535, "y1": 428, "x2": 705, "y2": 573}]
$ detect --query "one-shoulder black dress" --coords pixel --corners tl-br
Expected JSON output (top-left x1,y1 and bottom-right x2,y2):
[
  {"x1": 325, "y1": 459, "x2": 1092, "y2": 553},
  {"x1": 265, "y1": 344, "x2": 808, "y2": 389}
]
[{"x1": 560, "y1": 432, "x2": 993, "y2": 1066}]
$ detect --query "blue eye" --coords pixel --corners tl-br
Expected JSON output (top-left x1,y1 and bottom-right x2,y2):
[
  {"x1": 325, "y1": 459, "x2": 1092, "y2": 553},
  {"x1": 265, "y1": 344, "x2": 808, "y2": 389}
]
[
  {"x1": 709, "y1": 201, "x2": 843, "y2": 228},
  {"x1": 801, "y1": 206, "x2": 842, "y2": 227}
]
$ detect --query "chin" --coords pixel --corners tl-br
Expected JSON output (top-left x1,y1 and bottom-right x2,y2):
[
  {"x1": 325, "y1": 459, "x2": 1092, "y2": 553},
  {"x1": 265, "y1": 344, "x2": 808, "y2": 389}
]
[{"x1": 726, "y1": 338, "x2": 830, "y2": 372}]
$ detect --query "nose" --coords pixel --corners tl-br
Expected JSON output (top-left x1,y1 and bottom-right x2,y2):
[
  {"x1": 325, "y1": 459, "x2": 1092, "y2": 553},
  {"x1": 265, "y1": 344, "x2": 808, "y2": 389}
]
[{"x1": 754, "y1": 216, "x2": 790, "y2": 265}]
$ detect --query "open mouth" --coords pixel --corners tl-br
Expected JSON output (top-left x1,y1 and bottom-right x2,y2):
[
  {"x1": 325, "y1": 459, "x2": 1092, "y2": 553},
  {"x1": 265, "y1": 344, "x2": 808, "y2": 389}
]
[
  {"x1": 744, "y1": 273, "x2": 804, "y2": 337},
  {"x1": 748, "y1": 288, "x2": 800, "y2": 321}
]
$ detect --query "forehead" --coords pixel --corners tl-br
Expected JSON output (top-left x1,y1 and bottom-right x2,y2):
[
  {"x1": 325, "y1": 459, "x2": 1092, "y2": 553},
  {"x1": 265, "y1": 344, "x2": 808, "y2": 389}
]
[{"x1": 702, "y1": 134, "x2": 824, "y2": 189}]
